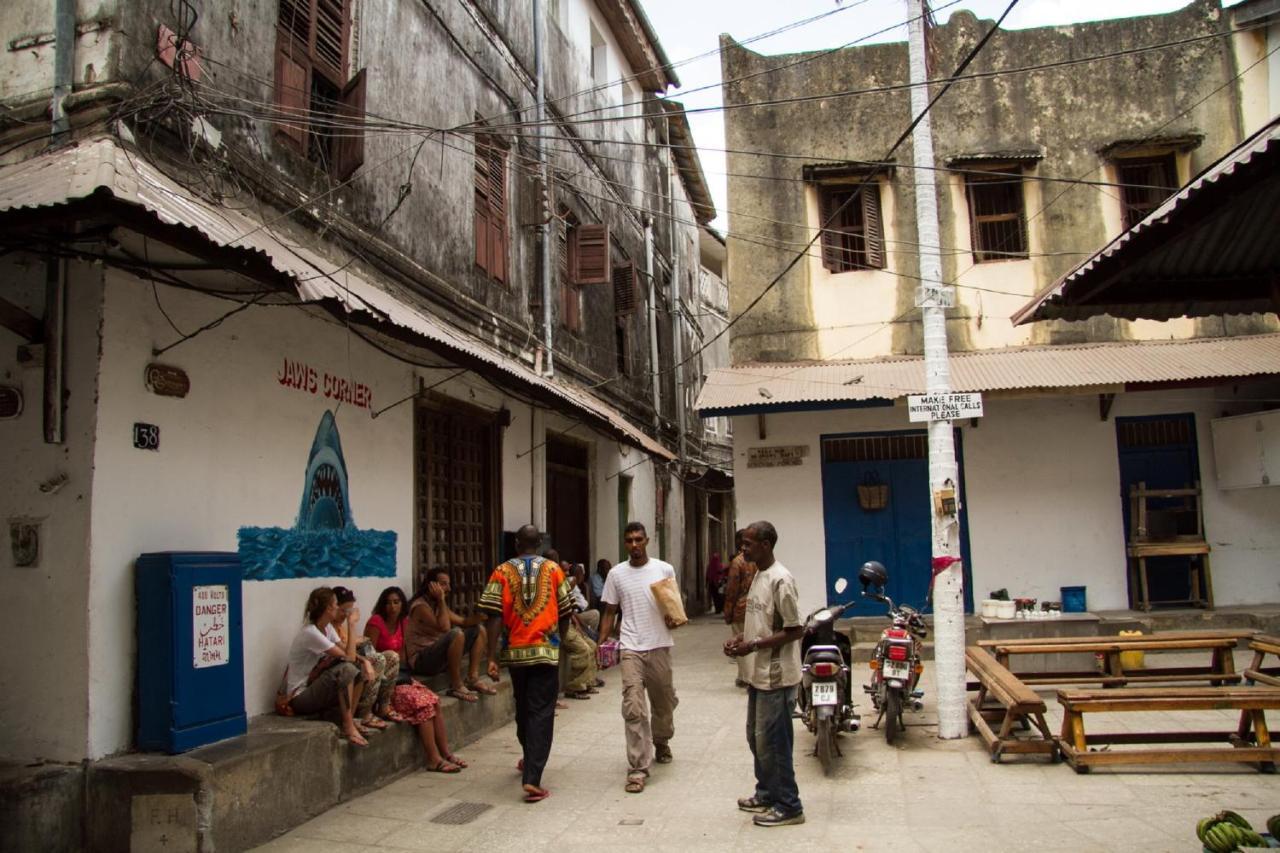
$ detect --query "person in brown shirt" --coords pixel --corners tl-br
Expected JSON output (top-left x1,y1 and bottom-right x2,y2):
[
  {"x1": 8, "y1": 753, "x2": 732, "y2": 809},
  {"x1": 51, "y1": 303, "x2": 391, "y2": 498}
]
[
  {"x1": 722, "y1": 528, "x2": 757, "y2": 688},
  {"x1": 403, "y1": 568, "x2": 497, "y2": 702}
]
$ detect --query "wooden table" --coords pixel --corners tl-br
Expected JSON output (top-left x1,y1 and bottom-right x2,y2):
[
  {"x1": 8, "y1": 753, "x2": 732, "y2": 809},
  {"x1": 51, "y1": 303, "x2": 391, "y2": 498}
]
[
  {"x1": 977, "y1": 629, "x2": 1254, "y2": 687},
  {"x1": 1057, "y1": 686, "x2": 1280, "y2": 773}
]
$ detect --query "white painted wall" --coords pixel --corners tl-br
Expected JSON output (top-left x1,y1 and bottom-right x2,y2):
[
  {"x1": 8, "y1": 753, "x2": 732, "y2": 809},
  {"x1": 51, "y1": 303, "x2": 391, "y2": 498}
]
[
  {"x1": 731, "y1": 388, "x2": 1280, "y2": 617},
  {"x1": 9, "y1": 260, "x2": 676, "y2": 760},
  {"x1": 0, "y1": 257, "x2": 101, "y2": 763},
  {"x1": 86, "y1": 270, "x2": 417, "y2": 758}
]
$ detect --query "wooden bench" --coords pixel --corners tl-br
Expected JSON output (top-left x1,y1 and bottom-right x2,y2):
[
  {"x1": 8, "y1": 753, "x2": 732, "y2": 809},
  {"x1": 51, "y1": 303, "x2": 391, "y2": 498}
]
[
  {"x1": 1056, "y1": 686, "x2": 1280, "y2": 774},
  {"x1": 978, "y1": 630, "x2": 1253, "y2": 687},
  {"x1": 965, "y1": 646, "x2": 1056, "y2": 763},
  {"x1": 1244, "y1": 635, "x2": 1280, "y2": 688}
]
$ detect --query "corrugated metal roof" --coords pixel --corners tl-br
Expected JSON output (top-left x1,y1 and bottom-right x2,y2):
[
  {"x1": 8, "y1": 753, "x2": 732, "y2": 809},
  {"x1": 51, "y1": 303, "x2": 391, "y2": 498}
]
[
  {"x1": 944, "y1": 149, "x2": 1043, "y2": 166},
  {"x1": 696, "y1": 333, "x2": 1280, "y2": 413},
  {"x1": 0, "y1": 137, "x2": 673, "y2": 460},
  {"x1": 1014, "y1": 116, "x2": 1280, "y2": 325}
]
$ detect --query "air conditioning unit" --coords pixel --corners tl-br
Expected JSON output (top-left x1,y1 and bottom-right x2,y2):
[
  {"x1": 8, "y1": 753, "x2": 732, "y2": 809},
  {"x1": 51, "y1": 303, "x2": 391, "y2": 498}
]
[{"x1": 1210, "y1": 409, "x2": 1280, "y2": 489}]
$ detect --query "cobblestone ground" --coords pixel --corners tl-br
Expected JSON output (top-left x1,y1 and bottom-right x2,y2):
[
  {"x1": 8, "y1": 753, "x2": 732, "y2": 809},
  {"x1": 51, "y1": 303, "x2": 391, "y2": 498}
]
[{"x1": 257, "y1": 616, "x2": 1279, "y2": 852}]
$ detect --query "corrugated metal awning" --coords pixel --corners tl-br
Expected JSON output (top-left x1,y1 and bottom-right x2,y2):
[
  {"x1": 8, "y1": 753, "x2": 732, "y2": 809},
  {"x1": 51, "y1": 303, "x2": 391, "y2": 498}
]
[
  {"x1": 1013, "y1": 116, "x2": 1280, "y2": 325},
  {"x1": 0, "y1": 137, "x2": 674, "y2": 460},
  {"x1": 696, "y1": 334, "x2": 1280, "y2": 414}
]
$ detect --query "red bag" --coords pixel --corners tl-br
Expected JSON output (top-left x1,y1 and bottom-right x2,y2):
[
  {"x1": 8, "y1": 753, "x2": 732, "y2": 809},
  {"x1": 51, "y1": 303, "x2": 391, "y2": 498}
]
[{"x1": 596, "y1": 639, "x2": 619, "y2": 670}]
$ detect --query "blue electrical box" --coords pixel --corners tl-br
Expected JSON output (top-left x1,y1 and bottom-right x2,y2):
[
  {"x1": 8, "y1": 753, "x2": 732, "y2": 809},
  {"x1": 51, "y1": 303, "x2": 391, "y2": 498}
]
[{"x1": 136, "y1": 552, "x2": 247, "y2": 753}]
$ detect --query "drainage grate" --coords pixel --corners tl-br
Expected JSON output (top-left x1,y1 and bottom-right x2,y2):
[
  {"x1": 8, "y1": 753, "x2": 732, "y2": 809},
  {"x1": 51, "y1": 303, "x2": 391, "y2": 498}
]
[
  {"x1": 430, "y1": 802, "x2": 493, "y2": 825},
  {"x1": 619, "y1": 819, "x2": 645, "y2": 826}
]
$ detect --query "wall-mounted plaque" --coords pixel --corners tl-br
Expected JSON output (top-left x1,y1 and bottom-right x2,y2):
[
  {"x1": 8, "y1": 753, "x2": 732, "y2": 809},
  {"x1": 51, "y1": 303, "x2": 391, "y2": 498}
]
[
  {"x1": 747, "y1": 445, "x2": 809, "y2": 469},
  {"x1": 145, "y1": 363, "x2": 190, "y2": 398}
]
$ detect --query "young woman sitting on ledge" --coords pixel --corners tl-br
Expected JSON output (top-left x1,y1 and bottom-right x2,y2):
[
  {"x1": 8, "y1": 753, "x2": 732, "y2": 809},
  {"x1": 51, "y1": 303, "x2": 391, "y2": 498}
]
[
  {"x1": 281, "y1": 586, "x2": 369, "y2": 747},
  {"x1": 390, "y1": 675, "x2": 468, "y2": 773}
]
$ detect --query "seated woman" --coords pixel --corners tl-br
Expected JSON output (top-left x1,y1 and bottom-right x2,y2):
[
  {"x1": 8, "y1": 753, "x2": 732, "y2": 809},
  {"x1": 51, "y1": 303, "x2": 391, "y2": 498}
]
[
  {"x1": 364, "y1": 586, "x2": 409, "y2": 721},
  {"x1": 283, "y1": 587, "x2": 367, "y2": 746},
  {"x1": 391, "y1": 677, "x2": 468, "y2": 773},
  {"x1": 332, "y1": 586, "x2": 394, "y2": 732}
]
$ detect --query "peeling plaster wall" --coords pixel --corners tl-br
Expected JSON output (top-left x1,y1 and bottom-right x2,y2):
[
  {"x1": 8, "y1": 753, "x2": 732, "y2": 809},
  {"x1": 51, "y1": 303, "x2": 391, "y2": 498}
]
[
  {"x1": 0, "y1": 0, "x2": 119, "y2": 103},
  {"x1": 730, "y1": 386, "x2": 1280, "y2": 616},
  {"x1": 0, "y1": 256, "x2": 100, "y2": 763},
  {"x1": 720, "y1": 1, "x2": 1270, "y2": 365}
]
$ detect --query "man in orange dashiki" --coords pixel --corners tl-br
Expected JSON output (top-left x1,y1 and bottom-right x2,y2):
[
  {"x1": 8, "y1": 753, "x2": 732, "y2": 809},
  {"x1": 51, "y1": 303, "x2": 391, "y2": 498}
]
[{"x1": 480, "y1": 524, "x2": 574, "y2": 803}]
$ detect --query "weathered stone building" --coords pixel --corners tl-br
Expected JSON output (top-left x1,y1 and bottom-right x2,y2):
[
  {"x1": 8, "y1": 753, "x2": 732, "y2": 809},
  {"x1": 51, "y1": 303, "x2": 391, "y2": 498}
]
[
  {"x1": 0, "y1": 0, "x2": 726, "y2": 784},
  {"x1": 701, "y1": 2, "x2": 1280, "y2": 618}
]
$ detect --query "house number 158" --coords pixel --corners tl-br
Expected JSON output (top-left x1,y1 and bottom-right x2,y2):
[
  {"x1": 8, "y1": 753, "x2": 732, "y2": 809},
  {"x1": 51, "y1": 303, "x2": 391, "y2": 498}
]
[{"x1": 133, "y1": 422, "x2": 160, "y2": 451}]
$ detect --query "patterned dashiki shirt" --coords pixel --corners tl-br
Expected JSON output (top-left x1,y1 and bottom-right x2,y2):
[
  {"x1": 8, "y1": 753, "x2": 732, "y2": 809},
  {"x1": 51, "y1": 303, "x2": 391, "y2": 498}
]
[{"x1": 477, "y1": 555, "x2": 574, "y2": 667}]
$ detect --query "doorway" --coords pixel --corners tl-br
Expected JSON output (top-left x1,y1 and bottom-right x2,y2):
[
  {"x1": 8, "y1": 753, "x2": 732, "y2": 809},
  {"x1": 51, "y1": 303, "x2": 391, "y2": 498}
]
[
  {"x1": 820, "y1": 429, "x2": 974, "y2": 614},
  {"x1": 1115, "y1": 414, "x2": 1201, "y2": 605},
  {"x1": 546, "y1": 436, "x2": 590, "y2": 570}
]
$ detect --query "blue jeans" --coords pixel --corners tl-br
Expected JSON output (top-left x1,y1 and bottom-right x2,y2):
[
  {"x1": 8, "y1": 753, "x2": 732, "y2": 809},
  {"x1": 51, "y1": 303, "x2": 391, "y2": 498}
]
[{"x1": 746, "y1": 685, "x2": 802, "y2": 815}]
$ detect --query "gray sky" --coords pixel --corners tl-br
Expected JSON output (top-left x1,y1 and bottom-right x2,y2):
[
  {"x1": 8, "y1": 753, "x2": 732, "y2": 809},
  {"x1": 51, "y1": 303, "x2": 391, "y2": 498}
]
[{"x1": 640, "y1": 0, "x2": 1194, "y2": 230}]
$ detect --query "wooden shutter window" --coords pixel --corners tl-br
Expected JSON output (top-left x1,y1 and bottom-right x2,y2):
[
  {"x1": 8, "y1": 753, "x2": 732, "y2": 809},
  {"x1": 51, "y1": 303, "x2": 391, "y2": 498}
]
[
  {"x1": 277, "y1": 0, "x2": 311, "y2": 44},
  {"x1": 273, "y1": 44, "x2": 309, "y2": 149},
  {"x1": 313, "y1": 0, "x2": 348, "y2": 80},
  {"x1": 332, "y1": 67, "x2": 366, "y2": 181},
  {"x1": 818, "y1": 188, "x2": 842, "y2": 272},
  {"x1": 966, "y1": 171, "x2": 1028, "y2": 263},
  {"x1": 861, "y1": 184, "x2": 885, "y2": 269},
  {"x1": 474, "y1": 154, "x2": 490, "y2": 270},
  {"x1": 572, "y1": 223, "x2": 610, "y2": 285},
  {"x1": 613, "y1": 260, "x2": 637, "y2": 314}
]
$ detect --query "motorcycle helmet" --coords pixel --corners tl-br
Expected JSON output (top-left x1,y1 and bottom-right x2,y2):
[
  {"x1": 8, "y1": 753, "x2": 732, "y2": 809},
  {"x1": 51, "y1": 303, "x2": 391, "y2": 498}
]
[{"x1": 858, "y1": 560, "x2": 888, "y2": 590}]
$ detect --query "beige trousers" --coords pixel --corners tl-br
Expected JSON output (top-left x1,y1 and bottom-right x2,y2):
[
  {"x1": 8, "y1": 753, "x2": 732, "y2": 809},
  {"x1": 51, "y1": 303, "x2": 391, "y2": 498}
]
[
  {"x1": 732, "y1": 622, "x2": 751, "y2": 684},
  {"x1": 564, "y1": 623, "x2": 598, "y2": 693},
  {"x1": 620, "y1": 647, "x2": 678, "y2": 776}
]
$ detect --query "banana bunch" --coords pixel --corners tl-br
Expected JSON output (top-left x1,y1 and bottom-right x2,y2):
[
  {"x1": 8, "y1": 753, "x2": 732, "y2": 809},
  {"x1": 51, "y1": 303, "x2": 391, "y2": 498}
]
[{"x1": 1196, "y1": 811, "x2": 1267, "y2": 852}]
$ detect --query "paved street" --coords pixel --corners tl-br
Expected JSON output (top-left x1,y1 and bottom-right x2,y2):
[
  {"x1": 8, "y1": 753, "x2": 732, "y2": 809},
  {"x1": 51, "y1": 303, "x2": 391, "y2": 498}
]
[{"x1": 257, "y1": 617, "x2": 1279, "y2": 853}]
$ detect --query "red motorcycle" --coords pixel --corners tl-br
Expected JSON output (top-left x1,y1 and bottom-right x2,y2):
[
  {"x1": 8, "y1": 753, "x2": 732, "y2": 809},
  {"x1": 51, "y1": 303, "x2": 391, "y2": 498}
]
[{"x1": 858, "y1": 561, "x2": 927, "y2": 743}]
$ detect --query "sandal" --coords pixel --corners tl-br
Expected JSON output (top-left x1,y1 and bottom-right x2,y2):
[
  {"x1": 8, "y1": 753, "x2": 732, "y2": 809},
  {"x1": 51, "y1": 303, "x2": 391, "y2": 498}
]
[
  {"x1": 625, "y1": 775, "x2": 645, "y2": 794},
  {"x1": 564, "y1": 690, "x2": 591, "y2": 700},
  {"x1": 426, "y1": 760, "x2": 462, "y2": 774},
  {"x1": 446, "y1": 686, "x2": 478, "y2": 703},
  {"x1": 341, "y1": 730, "x2": 369, "y2": 747},
  {"x1": 522, "y1": 784, "x2": 551, "y2": 803},
  {"x1": 361, "y1": 716, "x2": 389, "y2": 730},
  {"x1": 443, "y1": 752, "x2": 468, "y2": 769},
  {"x1": 467, "y1": 680, "x2": 497, "y2": 696}
]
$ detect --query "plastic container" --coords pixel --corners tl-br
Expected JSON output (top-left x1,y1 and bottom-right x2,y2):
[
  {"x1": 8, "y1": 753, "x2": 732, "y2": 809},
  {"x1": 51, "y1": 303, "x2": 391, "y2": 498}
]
[
  {"x1": 1061, "y1": 585, "x2": 1087, "y2": 613},
  {"x1": 996, "y1": 600, "x2": 1016, "y2": 619},
  {"x1": 981, "y1": 599, "x2": 999, "y2": 618},
  {"x1": 1118, "y1": 630, "x2": 1145, "y2": 670}
]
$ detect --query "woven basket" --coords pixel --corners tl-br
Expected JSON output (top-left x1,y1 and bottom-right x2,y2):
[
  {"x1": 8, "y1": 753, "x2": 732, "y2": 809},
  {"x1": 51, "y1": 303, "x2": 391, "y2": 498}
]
[{"x1": 857, "y1": 483, "x2": 890, "y2": 511}]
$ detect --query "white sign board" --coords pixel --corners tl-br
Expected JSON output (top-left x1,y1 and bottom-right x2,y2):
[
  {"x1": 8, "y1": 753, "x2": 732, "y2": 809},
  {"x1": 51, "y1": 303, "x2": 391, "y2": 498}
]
[
  {"x1": 747, "y1": 445, "x2": 809, "y2": 468},
  {"x1": 907, "y1": 392, "x2": 984, "y2": 422},
  {"x1": 193, "y1": 584, "x2": 230, "y2": 669},
  {"x1": 914, "y1": 285, "x2": 956, "y2": 309}
]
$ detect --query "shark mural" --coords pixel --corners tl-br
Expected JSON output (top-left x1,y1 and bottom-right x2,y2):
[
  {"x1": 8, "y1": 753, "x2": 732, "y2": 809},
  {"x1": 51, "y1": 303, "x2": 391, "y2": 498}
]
[{"x1": 238, "y1": 410, "x2": 396, "y2": 580}]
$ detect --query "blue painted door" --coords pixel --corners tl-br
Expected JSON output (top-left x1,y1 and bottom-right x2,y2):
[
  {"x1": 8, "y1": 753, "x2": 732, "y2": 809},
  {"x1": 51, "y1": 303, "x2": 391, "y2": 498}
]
[
  {"x1": 821, "y1": 430, "x2": 973, "y2": 615},
  {"x1": 1115, "y1": 414, "x2": 1201, "y2": 604}
]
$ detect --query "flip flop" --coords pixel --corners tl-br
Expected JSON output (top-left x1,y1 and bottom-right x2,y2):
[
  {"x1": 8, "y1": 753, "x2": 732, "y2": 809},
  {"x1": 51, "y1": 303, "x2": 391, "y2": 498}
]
[
  {"x1": 443, "y1": 753, "x2": 469, "y2": 769},
  {"x1": 564, "y1": 690, "x2": 591, "y2": 700},
  {"x1": 467, "y1": 680, "x2": 498, "y2": 696},
  {"x1": 555, "y1": 701, "x2": 568, "y2": 710},
  {"x1": 426, "y1": 760, "x2": 462, "y2": 774},
  {"x1": 625, "y1": 776, "x2": 645, "y2": 794},
  {"x1": 522, "y1": 785, "x2": 551, "y2": 803},
  {"x1": 361, "y1": 717, "x2": 389, "y2": 730},
  {"x1": 516, "y1": 759, "x2": 524, "y2": 772},
  {"x1": 341, "y1": 731, "x2": 369, "y2": 747},
  {"x1": 446, "y1": 687, "x2": 479, "y2": 703}
]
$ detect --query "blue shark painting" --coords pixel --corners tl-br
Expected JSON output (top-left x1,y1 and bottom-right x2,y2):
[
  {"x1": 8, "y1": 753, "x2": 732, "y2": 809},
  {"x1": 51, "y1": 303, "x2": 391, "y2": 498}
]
[{"x1": 238, "y1": 410, "x2": 396, "y2": 581}]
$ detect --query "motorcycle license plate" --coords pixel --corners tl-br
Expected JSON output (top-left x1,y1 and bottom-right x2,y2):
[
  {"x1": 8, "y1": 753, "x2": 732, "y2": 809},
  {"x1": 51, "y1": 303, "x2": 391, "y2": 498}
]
[
  {"x1": 811, "y1": 682, "x2": 838, "y2": 706},
  {"x1": 882, "y1": 660, "x2": 910, "y2": 681}
]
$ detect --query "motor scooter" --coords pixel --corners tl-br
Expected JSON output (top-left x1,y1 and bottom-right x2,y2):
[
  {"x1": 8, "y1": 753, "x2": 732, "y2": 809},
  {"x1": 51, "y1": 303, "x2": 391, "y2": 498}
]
[
  {"x1": 798, "y1": 578, "x2": 861, "y2": 775},
  {"x1": 859, "y1": 562, "x2": 928, "y2": 744}
]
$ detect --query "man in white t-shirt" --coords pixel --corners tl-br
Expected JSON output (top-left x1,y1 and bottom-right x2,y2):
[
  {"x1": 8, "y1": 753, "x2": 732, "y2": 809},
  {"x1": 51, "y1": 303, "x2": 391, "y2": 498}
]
[{"x1": 597, "y1": 521, "x2": 680, "y2": 793}]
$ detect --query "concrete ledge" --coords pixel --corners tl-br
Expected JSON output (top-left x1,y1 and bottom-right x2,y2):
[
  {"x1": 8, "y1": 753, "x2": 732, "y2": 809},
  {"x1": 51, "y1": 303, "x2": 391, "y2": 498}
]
[
  {"x1": 64, "y1": 677, "x2": 514, "y2": 853},
  {"x1": 0, "y1": 761, "x2": 85, "y2": 853}
]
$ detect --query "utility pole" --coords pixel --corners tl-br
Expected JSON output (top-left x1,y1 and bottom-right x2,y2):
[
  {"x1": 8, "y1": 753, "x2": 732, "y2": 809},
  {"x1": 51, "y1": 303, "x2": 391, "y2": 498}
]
[
  {"x1": 533, "y1": 0, "x2": 553, "y2": 377},
  {"x1": 906, "y1": 0, "x2": 966, "y2": 740}
]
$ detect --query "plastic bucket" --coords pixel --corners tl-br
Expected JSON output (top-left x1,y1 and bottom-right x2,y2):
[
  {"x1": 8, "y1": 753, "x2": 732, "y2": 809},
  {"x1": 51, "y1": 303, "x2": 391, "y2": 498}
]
[
  {"x1": 1061, "y1": 586, "x2": 1087, "y2": 613},
  {"x1": 981, "y1": 599, "x2": 999, "y2": 618},
  {"x1": 996, "y1": 600, "x2": 1016, "y2": 619}
]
